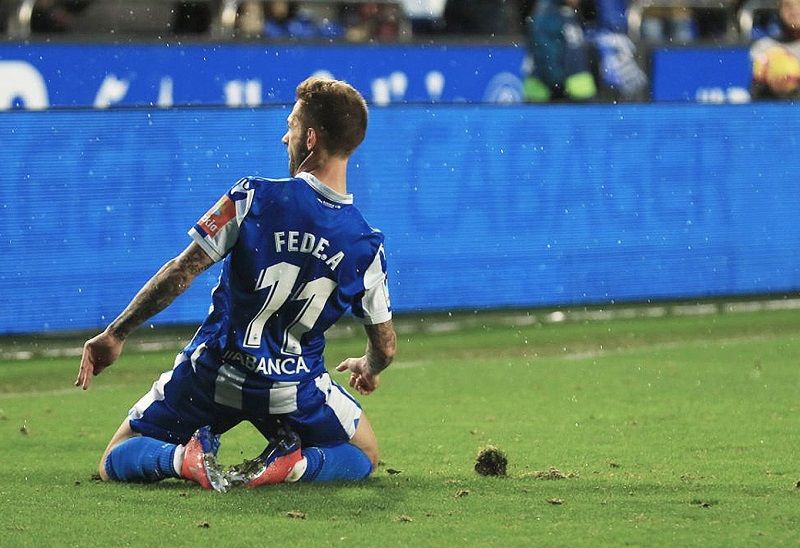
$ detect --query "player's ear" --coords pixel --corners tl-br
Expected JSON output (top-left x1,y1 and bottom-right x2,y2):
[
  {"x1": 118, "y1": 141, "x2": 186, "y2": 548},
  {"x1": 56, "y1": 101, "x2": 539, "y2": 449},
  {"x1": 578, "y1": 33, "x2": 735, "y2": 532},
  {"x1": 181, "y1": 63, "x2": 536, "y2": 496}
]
[{"x1": 306, "y1": 127, "x2": 317, "y2": 151}]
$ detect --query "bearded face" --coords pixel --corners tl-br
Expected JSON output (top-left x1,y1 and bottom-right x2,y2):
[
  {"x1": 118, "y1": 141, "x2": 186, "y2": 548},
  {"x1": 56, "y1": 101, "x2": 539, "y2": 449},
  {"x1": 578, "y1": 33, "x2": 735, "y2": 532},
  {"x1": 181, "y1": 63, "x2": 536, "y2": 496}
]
[
  {"x1": 288, "y1": 133, "x2": 311, "y2": 176},
  {"x1": 283, "y1": 100, "x2": 312, "y2": 176}
]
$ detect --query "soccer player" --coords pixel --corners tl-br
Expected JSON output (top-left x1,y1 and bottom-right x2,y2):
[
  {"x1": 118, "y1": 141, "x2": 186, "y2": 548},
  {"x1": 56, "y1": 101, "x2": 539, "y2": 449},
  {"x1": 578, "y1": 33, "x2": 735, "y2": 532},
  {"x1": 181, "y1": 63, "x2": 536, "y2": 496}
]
[{"x1": 75, "y1": 77, "x2": 396, "y2": 491}]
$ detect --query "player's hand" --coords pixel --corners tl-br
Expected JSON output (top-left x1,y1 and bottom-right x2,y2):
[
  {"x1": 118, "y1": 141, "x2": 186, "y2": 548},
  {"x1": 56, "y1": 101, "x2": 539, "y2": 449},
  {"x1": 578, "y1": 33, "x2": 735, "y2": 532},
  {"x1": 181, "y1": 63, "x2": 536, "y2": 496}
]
[
  {"x1": 335, "y1": 356, "x2": 380, "y2": 396},
  {"x1": 75, "y1": 330, "x2": 124, "y2": 390}
]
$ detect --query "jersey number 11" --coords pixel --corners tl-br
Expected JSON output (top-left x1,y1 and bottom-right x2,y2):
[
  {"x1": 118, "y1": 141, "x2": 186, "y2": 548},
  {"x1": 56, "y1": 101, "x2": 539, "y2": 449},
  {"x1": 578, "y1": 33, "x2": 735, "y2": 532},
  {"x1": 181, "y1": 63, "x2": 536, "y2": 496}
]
[{"x1": 243, "y1": 262, "x2": 337, "y2": 354}]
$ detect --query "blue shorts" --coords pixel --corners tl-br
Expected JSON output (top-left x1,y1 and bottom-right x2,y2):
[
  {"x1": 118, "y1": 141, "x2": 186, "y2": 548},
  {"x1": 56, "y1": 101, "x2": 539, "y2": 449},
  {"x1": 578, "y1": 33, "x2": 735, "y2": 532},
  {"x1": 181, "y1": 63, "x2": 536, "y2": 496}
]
[{"x1": 128, "y1": 351, "x2": 362, "y2": 447}]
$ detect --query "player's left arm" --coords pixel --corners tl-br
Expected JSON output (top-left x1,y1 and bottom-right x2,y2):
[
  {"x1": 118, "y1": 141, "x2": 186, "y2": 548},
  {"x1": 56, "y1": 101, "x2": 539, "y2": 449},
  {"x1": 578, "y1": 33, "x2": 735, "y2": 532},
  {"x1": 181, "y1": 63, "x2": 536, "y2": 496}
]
[
  {"x1": 337, "y1": 240, "x2": 394, "y2": 395},
  {"x1": 336, "y1": 319, "x2": 397, "y2": 396},
  {"x1": 75, "y1": 242, "x2": 214, "y2": 390}
]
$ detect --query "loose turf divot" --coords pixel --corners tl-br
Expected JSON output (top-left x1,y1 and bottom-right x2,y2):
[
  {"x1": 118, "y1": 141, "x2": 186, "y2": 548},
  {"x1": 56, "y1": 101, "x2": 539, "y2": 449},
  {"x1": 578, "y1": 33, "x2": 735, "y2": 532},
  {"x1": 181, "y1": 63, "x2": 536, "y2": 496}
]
[
  {"x1": 286, "y1": 511, "x2": 306, "y2": 519},
  {"x1": 526, "y1": 467, "x2": 578, "y2": 480},
  {"x1": 475, "y1": 445, "x2": 507, "y2": 476},
  {"x1": 691, "y1": 499, "x2": 717, "y2": 508}
]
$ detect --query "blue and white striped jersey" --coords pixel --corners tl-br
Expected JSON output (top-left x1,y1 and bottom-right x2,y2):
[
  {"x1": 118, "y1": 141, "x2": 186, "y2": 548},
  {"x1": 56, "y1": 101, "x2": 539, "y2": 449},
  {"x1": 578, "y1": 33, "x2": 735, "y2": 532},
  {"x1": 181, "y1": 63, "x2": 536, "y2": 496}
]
[{"x1": 184, "y1": 172, "x2": 391, "y2": 383}]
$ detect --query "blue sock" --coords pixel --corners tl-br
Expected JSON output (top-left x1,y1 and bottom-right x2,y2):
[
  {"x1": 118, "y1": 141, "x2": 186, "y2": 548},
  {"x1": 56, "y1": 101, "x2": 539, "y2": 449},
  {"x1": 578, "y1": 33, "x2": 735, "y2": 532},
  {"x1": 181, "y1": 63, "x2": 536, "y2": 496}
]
[
  {"x1": 300, "y1": 443, "x2": 373, "y2": 482},
  {"x1": 105, "y1": 437, "x2": 180, "y2": 482}
]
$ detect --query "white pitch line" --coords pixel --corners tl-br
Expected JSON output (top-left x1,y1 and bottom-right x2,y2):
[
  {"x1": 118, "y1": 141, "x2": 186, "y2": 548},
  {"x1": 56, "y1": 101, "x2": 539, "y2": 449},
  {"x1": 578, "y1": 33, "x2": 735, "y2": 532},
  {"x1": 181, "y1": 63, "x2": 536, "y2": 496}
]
[
  {"x1": 558, "y1": 333, "x2": 775, "y2": 362},
  {"x1": 5, "y1": 298, "x2": 800, "y2": 361},
  {"x1": 378, "y1": 333, "x2": 780, "y2": 371}
]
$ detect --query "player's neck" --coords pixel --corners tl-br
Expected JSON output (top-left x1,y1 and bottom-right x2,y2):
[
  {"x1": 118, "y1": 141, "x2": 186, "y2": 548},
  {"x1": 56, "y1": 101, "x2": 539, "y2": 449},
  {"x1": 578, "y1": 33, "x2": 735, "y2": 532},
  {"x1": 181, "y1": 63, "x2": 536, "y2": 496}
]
[{"x1": 307, "y1": 157, "x2": 349, "y2": 195}]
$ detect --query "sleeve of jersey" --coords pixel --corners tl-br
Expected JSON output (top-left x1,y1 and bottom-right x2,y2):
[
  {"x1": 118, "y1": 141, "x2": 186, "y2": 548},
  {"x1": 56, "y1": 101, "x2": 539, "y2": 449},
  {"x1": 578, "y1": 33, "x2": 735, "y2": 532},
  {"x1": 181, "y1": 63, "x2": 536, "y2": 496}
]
[
  {"x1": 188, "y1": 178, "x2": 256, "y2": 262},
  {"x1": 352, "y1": 244, "x2": 392, "y2": 325}
]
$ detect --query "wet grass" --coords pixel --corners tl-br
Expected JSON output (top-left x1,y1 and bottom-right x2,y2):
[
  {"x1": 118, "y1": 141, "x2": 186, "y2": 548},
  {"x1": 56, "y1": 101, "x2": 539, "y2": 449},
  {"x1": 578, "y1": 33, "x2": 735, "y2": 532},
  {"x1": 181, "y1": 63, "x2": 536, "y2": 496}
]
[{"x1": 1, "y1": 308, "x2": 799, "y2": 546}]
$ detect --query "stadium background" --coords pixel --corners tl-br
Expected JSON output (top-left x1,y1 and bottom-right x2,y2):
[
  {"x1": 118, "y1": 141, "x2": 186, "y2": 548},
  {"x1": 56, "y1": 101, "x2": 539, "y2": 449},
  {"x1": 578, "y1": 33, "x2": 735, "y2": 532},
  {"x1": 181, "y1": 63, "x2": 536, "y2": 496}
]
[{"x1": 1, "y1": 0, "x2": 799, "y2": 335}]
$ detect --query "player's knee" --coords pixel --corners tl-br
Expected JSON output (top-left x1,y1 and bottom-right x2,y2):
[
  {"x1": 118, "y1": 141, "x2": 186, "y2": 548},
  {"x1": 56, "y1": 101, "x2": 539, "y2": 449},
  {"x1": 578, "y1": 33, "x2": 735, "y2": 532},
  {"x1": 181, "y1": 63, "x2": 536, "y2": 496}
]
[
  {"x1": 352, "y1": 414, "x2": 379, "y2": 472},
  {"x1": 97, "y1": 453, "x2": 111, "y2": 481},
  {"x1": 363, "y1": 446, "x2": 379, "y2": 473}
]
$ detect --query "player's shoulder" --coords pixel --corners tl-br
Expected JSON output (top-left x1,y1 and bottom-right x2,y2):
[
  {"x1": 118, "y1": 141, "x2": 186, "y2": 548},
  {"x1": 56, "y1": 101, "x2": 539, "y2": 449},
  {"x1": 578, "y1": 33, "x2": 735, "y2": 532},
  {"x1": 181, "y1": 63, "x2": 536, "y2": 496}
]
[
  {"x1": 342, "y1": 204, "x2": 383, "y2": 238},
  {"x1": 234, "y1": 175, "x2": 296, "y2": 189},
  {"x1": 364, "y1": 224, "x2": 385, "y2": 244},
  {"x1": 347, "y1": 219, "x2": 386, "y2": 260},
  {"x1": 229, "y1": 175, "x2": 304, "y2": 202}
]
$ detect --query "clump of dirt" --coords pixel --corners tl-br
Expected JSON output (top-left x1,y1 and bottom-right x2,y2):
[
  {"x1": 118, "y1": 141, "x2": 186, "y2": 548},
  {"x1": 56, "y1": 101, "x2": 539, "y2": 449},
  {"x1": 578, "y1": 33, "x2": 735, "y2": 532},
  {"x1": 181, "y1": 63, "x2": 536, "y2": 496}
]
[{"x1": 475, "y1": 446, "x2": 508, "y2": 476}]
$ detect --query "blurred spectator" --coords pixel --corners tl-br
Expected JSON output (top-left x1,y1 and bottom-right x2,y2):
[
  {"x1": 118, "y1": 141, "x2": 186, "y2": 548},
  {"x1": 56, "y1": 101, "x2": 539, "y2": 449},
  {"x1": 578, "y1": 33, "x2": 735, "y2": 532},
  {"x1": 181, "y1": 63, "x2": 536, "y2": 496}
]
[
  {"x1": 640, "y1": 6, "x2": 698, "y2": 43},
  {"x1": 265, "y1": 1, "x2": 343, "y2": 39},
  {"x1": 586, "y1": 0, "x2": 648, "y2": 100},
  {"x1": 237, "y1": 0, "x2": 265, "y2": 36},
  {"x1": 523, "y1": 0, "x2": 597, "y2": 101},
  {"x1": 235, "y1": 1, "x2": 344, "y2": 39},
  {"x1": 443, "y1": 0, "x2": 520, "y2": 35},
  {"x1": 30, "y1": 0, "x2": 92, "y2": 33},
  {"x1": 750, "y1": 10, "x2": 783, "y2": 40},
  {"x1": 751, "y1": 0, "x2": 800, "y2": 98},
  {"x1": 340, "y1": 2, "x2": 404, "y2": 41}
]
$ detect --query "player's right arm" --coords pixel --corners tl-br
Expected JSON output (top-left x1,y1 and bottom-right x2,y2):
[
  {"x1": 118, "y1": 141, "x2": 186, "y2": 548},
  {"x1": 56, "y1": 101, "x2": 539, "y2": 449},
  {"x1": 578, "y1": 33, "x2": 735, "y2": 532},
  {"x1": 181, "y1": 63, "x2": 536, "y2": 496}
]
[
  {"x1": 336, "y1": 319, "x2": 396, "y2": 395},
  {"x1": 75, "y1": 242, "x2": 214, "y2": 390},
  {"x1": 77, "y1": 178, "x2": 256, "y2": 391}
]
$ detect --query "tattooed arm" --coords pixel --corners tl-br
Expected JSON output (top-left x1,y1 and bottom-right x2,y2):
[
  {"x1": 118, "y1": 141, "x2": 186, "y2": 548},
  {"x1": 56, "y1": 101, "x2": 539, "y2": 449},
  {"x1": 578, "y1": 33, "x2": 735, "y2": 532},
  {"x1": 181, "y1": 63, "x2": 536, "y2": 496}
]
[
  {"x1": 363, "y1": 320, "x2": 397, "y2": 375},
  {"x1": 335, "y1": 320, "x2": 397, "y2": 396},
  {"x1": 106, "y1": 243, "x2": 214, "y2": 340},
  {"x1": 75, "y1": 243, "x2": 215, "y2": 390}
]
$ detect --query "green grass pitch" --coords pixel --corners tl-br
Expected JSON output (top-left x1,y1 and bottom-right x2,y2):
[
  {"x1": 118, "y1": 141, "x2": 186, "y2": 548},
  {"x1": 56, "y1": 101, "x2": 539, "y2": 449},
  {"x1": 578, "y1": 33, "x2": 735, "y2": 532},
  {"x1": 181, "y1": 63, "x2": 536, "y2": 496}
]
[{"x1": 1, "y1": 307, "x2": 799, "y2": 546}]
